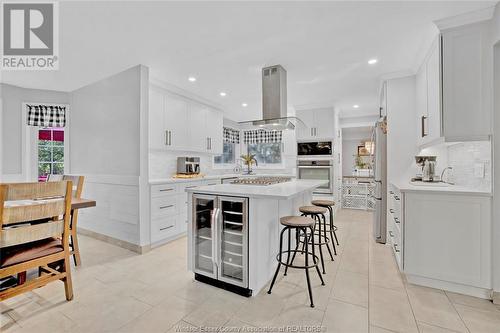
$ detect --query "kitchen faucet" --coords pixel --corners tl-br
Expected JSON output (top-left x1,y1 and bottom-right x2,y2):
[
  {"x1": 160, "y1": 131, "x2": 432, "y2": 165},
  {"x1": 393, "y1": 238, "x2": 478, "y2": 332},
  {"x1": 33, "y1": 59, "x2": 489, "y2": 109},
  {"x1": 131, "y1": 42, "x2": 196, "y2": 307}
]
[{"x1": 440, "y1": 167, "x2": 455, "y2": 185}]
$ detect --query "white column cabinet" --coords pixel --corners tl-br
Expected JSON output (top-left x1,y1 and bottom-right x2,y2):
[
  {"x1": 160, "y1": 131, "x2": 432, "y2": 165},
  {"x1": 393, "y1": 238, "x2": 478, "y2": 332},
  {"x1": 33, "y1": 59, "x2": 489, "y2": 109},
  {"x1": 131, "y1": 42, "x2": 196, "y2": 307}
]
[
  {"x1": 296, "y1": 110, "x2": 314, "y2": 140},
  {"x1": 189, "y1": 103, "x2": 209, "y2": 152}
]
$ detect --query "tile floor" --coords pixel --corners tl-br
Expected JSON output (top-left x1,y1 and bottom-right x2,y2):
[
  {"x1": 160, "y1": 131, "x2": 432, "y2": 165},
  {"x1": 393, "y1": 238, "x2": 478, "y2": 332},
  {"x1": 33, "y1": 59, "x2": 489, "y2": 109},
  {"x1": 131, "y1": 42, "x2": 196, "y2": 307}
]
[{"x1": 1, "y1": 209, "x2": 500, "y2": 332}]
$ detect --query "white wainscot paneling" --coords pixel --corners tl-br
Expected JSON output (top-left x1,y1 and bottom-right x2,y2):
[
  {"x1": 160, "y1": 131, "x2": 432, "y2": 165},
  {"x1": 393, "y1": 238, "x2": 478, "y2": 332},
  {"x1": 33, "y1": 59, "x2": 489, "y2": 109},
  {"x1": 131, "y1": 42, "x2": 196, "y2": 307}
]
[{"x1": 78, "y1": 176, "x2": 140, "y2": 245}]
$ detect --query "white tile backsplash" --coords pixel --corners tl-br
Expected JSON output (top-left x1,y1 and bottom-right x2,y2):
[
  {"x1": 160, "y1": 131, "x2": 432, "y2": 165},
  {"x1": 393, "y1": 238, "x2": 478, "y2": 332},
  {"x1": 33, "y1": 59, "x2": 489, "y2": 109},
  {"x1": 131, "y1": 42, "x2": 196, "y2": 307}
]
[
  {"x1": 419, "y1": 141, "x2": 491, "y2": 192},
  {"x1": 149, "y1": 151, "x2": 296, "y2": 180},
  {"x1": 447, "y1": 141, "x2": 491, "y2": 191}
]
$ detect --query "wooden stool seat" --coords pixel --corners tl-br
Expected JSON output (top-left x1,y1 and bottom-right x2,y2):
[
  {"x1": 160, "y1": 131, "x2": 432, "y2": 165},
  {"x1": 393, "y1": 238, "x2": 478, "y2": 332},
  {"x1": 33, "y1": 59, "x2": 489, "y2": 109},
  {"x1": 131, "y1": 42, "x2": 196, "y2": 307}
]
[
  {"x1": 299, "y1": 206, "x2": 327, "y2": 214},
  {"x1": 311, "y1": 199, "x2": 335, "y2": 207},
  {"x1": 280, "y1": 216, "x2": 315, "y2": 227}
]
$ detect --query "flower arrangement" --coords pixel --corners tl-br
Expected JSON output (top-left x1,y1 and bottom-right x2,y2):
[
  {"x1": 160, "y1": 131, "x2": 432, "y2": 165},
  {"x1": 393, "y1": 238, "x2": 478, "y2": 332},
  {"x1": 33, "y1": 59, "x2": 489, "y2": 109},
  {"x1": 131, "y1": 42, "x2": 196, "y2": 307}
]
[{"x1": 240, "y1": 154, "x2": 258, "y2": 174}]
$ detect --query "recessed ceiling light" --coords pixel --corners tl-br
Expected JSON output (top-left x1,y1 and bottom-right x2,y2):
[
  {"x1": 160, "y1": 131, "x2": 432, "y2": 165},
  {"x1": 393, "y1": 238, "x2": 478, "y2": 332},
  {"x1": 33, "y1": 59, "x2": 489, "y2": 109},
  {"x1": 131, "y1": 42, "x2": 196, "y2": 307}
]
[
  {"x1": 368, "y1": 59, "x2": 378, "y2": 65},
  {"x1": 188, "y1": 76, "x2": 197, "y2": 82},
  {"x1": 220, "y1": 92, "x2": 227, "y2": 97},
  {"x1": 242, "y1": 103, "x2": 248, "y2": 107},
  {"x1": 353, "y1": 105, "x2": 360, "y2": 108}
]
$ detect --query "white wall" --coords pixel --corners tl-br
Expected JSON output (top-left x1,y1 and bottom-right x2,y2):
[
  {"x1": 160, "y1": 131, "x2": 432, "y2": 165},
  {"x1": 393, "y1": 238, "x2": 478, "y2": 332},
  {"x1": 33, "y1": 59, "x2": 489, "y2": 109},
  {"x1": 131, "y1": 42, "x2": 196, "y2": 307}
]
[
  {"x1": 492, "y1": 2, "x2": 500, "y2": 297},
  {"x1": 0, "y1": 84, "x2": 70, "y2": 181},
  {"x1": 70, "y1": 65, "x2": 148, "y2": 246},
  {"x1": 342, "y1": 140, "x2": 361, "y2": 176}
]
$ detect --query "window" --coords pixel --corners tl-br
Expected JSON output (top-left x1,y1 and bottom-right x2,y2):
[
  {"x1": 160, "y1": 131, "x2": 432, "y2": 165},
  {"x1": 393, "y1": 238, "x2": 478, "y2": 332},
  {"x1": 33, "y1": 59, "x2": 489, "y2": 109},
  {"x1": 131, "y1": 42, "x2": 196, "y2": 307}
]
[
  {"x1": 214, "y1": 142, "x2": 236, "y2": 165},
  {"x1": 38, "y1": 128, "x2": 64, "y2": 182},
  {"x1": 247, "y1": 142, "x2": 282, "y2": 166}
]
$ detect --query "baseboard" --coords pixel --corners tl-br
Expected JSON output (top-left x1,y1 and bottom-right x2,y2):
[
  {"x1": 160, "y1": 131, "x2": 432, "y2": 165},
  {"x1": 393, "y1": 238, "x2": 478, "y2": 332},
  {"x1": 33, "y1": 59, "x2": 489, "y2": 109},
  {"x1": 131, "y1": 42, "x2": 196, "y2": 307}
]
[
  {"x1": 78, "y1": 228, "x2": 149, "y2": 254},
  {"x1": 493, "y1": 291, "x2": 500, "y2": 305},
  {"x1": 150, "y1": 231, "x2": 187, "y2": 248},
  {"x1": 406, "y1": 274, "x2": 492, "y2": 300}
]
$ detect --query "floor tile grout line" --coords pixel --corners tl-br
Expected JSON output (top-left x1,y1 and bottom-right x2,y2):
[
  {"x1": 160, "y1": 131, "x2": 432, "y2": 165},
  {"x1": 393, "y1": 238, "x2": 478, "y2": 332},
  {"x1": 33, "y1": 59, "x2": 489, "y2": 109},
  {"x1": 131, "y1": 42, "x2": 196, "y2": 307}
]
[
  {"x1": 417, "y1": 320, "x2": 464, "y2": 333},
  {"x1": 403, "y1": 279, "x2": 422, "y2": 333},
  {"x1": 444, "y1": 291, "x2": 472, "y2": 333}
]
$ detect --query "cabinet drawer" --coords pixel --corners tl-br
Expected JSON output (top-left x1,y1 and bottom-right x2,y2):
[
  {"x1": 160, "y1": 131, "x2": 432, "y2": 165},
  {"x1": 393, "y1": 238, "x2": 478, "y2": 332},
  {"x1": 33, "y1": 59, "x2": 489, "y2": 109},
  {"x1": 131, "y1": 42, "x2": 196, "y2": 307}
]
[
  {"x1": 151, "y1": 184, "x2": 176, "y2": 197},
  {"x1": 151, "y1": 196, "x2": 177, "y2": 217},
  {"x1": 151, "y1": 216, "x2": 176, "y2": 243},
  {"x1": 177, "y1": 181, "x2": 202, "y2": 193}
]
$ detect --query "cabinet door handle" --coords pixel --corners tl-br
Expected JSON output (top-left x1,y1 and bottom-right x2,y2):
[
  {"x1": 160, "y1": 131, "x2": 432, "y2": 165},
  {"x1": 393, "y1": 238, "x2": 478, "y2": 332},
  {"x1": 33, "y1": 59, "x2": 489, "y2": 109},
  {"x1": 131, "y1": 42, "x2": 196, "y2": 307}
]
[
  {"x1": 160, "y1": 225, "x2": 174, "y2": 231},
  {"x1": 389, "y1": 191, "x2": 394, "y2": 194},
  {"x1": 159, "y1": 204, "x2": 174, "y2": 209},
  {"x1": 389, "y1": 209, "x2": 394, "y2": 214},
  {"x1": 209, "y1": 137, "x2": 212, "y2": 150},
  {"x1": 165, "y1": 131, "x2": 169, "y2": 145},
  {"x1": 169, "y1": 131, "x2": 172, "y2": 145},
  {"x1": 185, "y1": 186, "x2": 197, "y2": 189},
  {"x1": 159, "y1": 188, "x2": 173, "y2": 192},
  {"x1": 394, "y1": 217, "x2": 400, "y2": 224},
  {"x1": 421, "y1": 115, "x2": 428, "y2": 137},
  {"x1": 394, "y1": 244, "x2": 400, "y2": 253},
  {"x1": 395, "y1": 196, "x2": 400, "y2": 201},
  {"x1": 389, "y1": 231, "x2": 394, "y2": 237},
  {"x1": 310, "y1": 128, "x2": 313, "y2": 136}
]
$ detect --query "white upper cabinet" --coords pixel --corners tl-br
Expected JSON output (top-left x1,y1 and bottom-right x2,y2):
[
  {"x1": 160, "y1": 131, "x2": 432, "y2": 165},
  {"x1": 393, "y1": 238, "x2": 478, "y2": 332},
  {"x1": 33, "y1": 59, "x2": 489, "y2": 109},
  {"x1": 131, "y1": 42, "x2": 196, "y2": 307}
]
[
  {"x1": 415, "y1": 20, "x2": 491, "y2": 147},
  {"x1": 441, "y1": 22, "x2": 491, "y2": 140},
  {"x1": 149, "y1": 87, "x2": 166, "y2": 150},
  {"x1": 296, "y1": 108, "x2": 335, "y2": 140},
  {"x1": 426, "y1": 40, "x2": 442, "y2": 143},
  {"x1": 415, "y1": 37, "x2": 441, "y2": 147},
  {"x1": 164, "y1": 94, "x2": 189, "y2": 151},
  {"x1": 149, "y1": 83, "x2": 224, "y2": 154}
]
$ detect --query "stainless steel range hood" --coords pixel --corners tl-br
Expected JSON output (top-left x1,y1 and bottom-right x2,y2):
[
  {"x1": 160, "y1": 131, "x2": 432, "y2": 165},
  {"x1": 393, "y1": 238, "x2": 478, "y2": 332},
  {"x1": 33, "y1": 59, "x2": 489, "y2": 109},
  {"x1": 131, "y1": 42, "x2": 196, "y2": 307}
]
[{"x1": 239, "y1": 65, "x2": 303, "y2": 131}]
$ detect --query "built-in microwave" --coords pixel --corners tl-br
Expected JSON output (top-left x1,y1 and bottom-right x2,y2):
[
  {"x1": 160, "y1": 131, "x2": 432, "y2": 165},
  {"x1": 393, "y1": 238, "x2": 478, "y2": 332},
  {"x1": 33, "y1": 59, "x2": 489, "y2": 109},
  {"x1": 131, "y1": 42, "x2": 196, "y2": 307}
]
[{"x1": 297, "y1": 141, "x2": 333, "y2": 156}]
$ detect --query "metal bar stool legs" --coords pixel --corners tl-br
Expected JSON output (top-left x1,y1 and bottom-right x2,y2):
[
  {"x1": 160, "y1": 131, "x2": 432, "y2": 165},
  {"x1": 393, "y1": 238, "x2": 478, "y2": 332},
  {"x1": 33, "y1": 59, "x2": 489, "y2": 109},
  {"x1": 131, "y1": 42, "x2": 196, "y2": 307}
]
[{"x1": 268, "y1": 216, "x2": 324, "y2": 308}]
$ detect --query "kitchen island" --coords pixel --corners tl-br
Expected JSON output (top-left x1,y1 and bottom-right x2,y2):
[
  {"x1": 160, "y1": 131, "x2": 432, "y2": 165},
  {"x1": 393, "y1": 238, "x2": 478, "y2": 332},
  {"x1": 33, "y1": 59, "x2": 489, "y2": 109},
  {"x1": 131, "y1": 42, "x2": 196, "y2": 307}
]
[{"x1": 186, "y1": 179, "x2": 327, "y2": 296}]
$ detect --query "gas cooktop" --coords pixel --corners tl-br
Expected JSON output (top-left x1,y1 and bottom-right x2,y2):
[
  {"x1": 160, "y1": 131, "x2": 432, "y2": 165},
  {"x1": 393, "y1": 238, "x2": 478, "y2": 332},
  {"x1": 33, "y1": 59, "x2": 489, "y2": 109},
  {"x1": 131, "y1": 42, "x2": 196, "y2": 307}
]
[{"x1": 230, "y1": 176, "x2": 292, "y2": 186}]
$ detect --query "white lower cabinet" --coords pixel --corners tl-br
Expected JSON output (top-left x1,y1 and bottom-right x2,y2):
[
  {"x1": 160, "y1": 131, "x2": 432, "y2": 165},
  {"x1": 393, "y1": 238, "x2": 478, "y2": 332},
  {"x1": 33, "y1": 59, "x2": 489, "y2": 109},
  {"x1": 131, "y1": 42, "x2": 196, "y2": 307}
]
[
  {"x1": 150, "y1": 179, "x2": 221, "y2": 246},
  {"x1": 390, "y1": 183, "x2": 492, "y2": 298},
  {"x1": 387, "y1": 185, "x2": 403, "y2": 270}
]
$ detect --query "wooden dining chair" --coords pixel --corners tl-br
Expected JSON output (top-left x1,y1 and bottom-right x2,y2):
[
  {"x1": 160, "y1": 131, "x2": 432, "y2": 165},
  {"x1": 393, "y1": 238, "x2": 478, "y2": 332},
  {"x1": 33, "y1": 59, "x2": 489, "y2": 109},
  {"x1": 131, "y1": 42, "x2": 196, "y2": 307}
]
[
  {"x1": 62, "y1": 175, "x2": 84, "y2": 266},
  {"x1": 0, "y1": 181, "x2": 74, "y2": 301},
  {"x1": 47, "y1": 174, "x2": 84, "y2": 266}
]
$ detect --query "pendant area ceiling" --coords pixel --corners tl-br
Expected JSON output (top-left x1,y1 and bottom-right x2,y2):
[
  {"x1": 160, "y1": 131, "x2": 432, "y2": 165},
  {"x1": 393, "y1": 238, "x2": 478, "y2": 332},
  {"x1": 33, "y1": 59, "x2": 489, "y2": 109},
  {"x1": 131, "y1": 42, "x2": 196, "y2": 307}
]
[{"x1": 1, "y1": 1, "x2": 496, "y2": 121}]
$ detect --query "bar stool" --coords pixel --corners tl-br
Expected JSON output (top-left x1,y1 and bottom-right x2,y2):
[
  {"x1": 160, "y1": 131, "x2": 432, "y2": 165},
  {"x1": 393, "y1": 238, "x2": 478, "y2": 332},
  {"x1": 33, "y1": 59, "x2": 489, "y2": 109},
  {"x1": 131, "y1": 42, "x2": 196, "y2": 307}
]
[
  {"x1": 312, "y1": 200, "x2": 339, "y2": 255},
  {"x1": 297, "y1": 205, "x2": 334, "y2": 274},
  {"x1": 267, "y1": 216, "x2": 325, "y2": 308}
]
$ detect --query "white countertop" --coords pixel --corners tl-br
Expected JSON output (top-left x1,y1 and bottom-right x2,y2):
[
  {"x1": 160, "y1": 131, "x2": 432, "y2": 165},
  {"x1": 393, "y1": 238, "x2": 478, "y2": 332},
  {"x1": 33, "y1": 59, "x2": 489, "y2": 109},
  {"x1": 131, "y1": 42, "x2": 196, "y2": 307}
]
[
  {"x1": 392, "y1": 181, "x2": 492, "y2": 197},
  {"x1": 149, "y1": 173, "x2": 295, "y2": 185},
  {"x1": 185, "y1": 179, "x2": 326, "y2": 200}
]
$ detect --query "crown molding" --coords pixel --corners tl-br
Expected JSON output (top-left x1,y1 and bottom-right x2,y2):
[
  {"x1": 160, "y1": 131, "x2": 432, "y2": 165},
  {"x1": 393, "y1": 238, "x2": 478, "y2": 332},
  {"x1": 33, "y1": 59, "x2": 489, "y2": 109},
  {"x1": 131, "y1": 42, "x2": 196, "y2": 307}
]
[
  {"x1": 294, "y1": 101, "x2": 335, "y2": 112},
  {"x1": 149, "y1": 76, "x2": 225, "y2": 112},
  {"x1": 434, "y1": 6, "x2": 496, "y2": 31}
]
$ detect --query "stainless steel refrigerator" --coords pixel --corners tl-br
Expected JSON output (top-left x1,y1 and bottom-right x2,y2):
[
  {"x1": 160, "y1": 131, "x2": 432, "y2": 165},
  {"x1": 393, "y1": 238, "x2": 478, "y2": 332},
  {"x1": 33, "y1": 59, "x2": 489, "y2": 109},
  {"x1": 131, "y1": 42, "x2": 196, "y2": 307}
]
[{"x1": 372, "y1": 117, "x2": 387, "y2": 243}]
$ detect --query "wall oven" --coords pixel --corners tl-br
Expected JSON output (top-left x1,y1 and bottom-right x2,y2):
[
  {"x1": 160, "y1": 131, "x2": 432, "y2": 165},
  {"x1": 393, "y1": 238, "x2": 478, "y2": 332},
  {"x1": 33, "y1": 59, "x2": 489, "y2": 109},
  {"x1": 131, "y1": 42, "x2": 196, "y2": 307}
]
[
  {"x1": 297, "y1": 159, "x2": 334, "y2": 194},
  {"x1": 297, "y1": 141, "x2": 333, "y2": 157}
]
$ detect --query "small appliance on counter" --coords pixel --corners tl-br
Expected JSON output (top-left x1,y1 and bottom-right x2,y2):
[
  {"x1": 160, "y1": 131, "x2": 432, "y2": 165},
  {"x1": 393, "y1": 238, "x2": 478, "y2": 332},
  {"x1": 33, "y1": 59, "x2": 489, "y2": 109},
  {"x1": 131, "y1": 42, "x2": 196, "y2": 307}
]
[
  {"x1": 413, "y1": 156, "x2": 437, "y2": 182},
  {"x1": 177, "y1": 157, "x2": 200, "y2": 175}
]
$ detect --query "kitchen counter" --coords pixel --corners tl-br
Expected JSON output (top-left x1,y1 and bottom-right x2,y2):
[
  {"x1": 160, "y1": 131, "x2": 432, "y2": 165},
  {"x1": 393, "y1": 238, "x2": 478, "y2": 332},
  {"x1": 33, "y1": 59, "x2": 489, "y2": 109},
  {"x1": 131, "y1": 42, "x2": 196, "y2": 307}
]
[
  {"x1": 392, "y1": 181, "x2": 492, "y2": 197},
  {"x1": 186, "y1": 179, "x2": 326, "y2": 200},
  {"x1": 149, "y1": 173, "x2": 295, "y2": 185}
]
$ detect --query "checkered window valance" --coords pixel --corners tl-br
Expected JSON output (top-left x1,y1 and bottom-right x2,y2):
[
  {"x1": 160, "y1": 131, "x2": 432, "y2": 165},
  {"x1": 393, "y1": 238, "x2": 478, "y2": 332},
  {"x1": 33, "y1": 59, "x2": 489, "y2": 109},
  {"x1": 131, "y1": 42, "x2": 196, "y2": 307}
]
[
  {"x1": 243, "y1": 129, "x2": 283, "y2": 144},
  {"x1": 223, "y1": 127, "x2": 240, "y2": 144},
  {"x1": 26, "y1": 104, "x2": 67, "y2": 127}
]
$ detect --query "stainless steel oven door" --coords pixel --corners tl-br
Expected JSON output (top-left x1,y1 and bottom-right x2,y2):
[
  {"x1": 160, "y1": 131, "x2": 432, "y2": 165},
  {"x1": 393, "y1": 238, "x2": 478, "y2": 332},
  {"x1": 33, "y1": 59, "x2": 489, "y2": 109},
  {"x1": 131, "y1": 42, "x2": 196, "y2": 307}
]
[{"x1": 297, "y1": 166, "x2": 333, "y2": 194}]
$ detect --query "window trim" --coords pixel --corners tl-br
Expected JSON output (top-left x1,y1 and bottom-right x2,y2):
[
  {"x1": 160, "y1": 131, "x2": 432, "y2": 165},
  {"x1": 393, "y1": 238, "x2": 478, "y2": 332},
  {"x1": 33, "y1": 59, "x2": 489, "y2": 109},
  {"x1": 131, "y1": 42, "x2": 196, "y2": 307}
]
[
  {"x1": 213, "y1": 142, "x2": 239, "y2": 170},
  {"x1": 245, "y1": 142, "x2": 285, "y2": 170},
  {"x1": 22, "y1": 102, "x2": 70, "y2": 182}
]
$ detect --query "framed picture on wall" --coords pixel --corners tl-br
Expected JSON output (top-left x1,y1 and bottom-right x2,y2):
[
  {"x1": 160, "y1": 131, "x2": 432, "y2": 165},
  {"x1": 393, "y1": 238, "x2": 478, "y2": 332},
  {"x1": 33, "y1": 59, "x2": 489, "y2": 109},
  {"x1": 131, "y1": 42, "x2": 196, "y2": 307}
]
[{"x1": 358, "y1": 145, "x2": 370, "y2": 156}]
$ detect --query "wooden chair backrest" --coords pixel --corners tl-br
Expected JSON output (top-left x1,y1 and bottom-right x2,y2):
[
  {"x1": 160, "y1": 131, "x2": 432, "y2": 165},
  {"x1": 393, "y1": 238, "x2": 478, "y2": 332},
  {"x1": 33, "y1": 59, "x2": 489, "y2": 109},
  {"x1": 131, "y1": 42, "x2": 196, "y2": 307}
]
[
  {"x1": 0, "y1": 181, "x2": 72, "y2": 248},
  {"x1": 48, "y1": 175, "x2": 84, "y2": 198}
]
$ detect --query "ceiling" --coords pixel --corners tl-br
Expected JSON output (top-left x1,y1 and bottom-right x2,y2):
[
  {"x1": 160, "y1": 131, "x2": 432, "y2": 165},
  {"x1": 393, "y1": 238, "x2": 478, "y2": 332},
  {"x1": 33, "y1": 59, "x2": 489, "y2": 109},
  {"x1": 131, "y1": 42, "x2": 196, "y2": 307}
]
[{"x1": 2, "y1": 1, "x2": 496, "y2": 121}]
